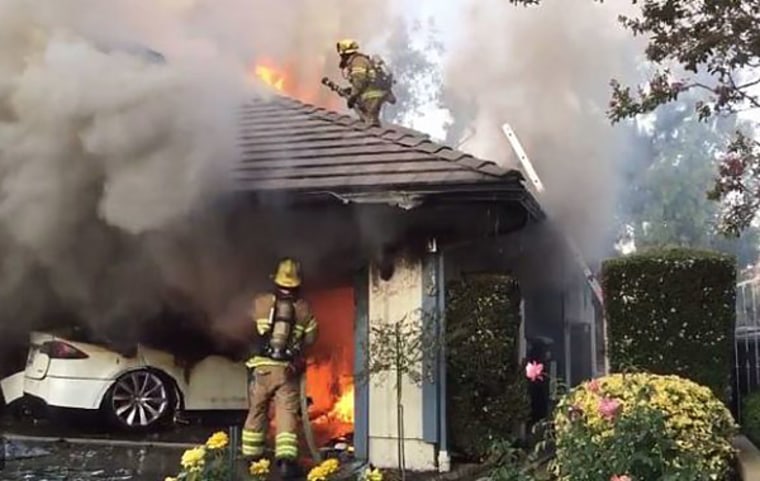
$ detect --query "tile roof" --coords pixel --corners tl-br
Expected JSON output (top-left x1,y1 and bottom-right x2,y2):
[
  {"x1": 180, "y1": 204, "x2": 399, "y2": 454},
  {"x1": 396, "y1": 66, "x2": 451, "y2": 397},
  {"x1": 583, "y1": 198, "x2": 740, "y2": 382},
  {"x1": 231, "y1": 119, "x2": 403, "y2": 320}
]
[{"x1": 234, "y1": 95, "x2": 527, "y2": 195}]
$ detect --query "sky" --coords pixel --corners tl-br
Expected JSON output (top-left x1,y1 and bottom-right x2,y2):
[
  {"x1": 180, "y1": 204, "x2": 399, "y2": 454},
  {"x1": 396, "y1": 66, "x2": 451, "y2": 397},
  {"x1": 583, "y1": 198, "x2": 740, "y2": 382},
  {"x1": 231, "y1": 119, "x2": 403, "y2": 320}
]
[{"x1": 392, "y1": 0, "x2": 462, "y2": 140}]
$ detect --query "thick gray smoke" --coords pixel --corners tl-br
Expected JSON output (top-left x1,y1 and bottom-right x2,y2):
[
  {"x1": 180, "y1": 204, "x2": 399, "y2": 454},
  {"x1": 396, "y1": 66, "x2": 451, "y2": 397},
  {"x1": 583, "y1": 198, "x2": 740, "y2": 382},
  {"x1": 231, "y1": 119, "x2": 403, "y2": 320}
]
[
  {"x1": 444, "y1": 0, "x2": 646, "y2": 260},
  {"x1": 0, "y1": 0, "x2": 395, "y2": 360},
  {"x1": 0, "y1": 0, "x2": 650, "y2": 366}
]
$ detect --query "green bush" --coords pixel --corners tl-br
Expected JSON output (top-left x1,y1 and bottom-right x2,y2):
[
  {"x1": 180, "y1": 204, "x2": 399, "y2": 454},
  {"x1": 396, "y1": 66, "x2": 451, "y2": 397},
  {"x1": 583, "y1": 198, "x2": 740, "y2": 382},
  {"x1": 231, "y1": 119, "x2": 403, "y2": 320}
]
[
  {"x1": 446, "y1": 274, "x2": 529, "y2": 460},
  {"x1": 742, "y1": 391, "x2": 760, "y2": 445},
  {"x1": 601, "y1": 247, "x2": 736, "y2": 399},
  {"x1": 551, "y1": 373, "x2": 738, "y2": 481}
]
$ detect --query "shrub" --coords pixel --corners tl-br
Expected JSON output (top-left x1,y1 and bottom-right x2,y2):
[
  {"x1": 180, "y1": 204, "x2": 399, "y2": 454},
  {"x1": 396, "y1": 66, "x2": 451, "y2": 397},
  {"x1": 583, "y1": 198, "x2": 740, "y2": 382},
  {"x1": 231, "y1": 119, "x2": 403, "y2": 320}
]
[
  {"x1": 601, "y1": 247, "x2": 736, "y2": 400},
  {"x1": 446, "y1": 274, "x2": 529, "y2": 460},
  {"x1": 741, "y1": 391, "x2": 760, "y2": 445},
  {"x1": 551, "y1": 372, "x2": 738, "y2": 481}
]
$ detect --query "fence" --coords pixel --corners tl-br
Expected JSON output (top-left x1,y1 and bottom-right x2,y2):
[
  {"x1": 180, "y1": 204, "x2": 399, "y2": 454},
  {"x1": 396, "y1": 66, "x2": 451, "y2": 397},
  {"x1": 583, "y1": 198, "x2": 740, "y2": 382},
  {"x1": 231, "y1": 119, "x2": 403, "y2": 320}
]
[{"x1": 734, "y1": 277, "x2": 760, "y2": 420}]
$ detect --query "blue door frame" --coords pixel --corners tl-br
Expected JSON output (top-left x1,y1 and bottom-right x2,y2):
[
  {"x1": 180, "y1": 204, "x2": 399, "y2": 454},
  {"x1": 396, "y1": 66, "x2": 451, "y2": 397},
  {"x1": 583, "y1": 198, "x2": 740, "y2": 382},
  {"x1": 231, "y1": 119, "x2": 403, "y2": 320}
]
[
  {"x1": 353, "y1": 267, "x2": 370, "y2": 460},
  {"x1": 422, "y1": 251, "x2": 447, "y2": 454}
]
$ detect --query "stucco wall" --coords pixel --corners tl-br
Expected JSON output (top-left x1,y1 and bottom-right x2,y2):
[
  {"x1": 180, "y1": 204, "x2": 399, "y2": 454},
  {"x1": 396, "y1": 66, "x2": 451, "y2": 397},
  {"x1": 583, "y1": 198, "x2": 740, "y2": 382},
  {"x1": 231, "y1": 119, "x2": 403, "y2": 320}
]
[{"x1": 367, "y1": 253, "x2": 438, "y2": 471}]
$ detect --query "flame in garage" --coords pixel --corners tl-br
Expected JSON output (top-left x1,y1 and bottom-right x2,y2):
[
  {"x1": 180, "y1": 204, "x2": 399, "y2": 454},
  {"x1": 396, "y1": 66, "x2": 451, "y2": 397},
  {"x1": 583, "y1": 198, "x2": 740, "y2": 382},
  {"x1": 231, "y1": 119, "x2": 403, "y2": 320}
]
[
  {"x1": 330, "y1": 384, "x2": 354, "y2": 424},
  {"x1": 303, "y1": 287, "x2": 355, "y2": 444}
]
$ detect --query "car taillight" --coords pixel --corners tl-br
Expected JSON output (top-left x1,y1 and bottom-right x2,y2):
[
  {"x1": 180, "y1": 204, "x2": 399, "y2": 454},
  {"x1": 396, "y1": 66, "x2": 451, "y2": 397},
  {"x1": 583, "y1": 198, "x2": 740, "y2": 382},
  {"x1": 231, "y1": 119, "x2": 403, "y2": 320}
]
[{"x1": 40, "y1": 341, "x2": 89, "y2": 359}]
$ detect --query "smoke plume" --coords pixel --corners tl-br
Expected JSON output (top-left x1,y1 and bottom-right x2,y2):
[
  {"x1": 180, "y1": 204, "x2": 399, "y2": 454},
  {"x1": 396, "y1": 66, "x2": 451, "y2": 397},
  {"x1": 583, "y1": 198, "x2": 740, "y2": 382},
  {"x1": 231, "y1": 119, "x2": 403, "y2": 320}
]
[
  {"x1": 444, "y1": 0, "x2": 646, "y2": 260},
  {"x1": 0, "y1": 0, "x2": 651, "y2": 365},
  {"x1": 0, "y1": 0, "x2": 395, "y2": 361}
]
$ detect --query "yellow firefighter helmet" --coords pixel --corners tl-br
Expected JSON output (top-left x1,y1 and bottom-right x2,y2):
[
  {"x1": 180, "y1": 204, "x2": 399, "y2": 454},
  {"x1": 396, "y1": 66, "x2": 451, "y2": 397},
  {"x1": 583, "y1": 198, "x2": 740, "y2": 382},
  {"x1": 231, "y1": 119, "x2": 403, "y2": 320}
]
[
  {"x1": 336, "y1": 39, "x2": 359, "y2": 56},
  {"x1": 273, "y1": 258, "x2": 302, "y2": 288}
]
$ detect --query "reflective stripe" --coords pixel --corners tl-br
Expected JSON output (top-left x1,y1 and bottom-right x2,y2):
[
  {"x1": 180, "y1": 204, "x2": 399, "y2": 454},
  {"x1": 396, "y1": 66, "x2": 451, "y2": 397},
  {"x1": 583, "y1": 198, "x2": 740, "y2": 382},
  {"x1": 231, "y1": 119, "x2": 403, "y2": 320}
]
[
  {"x1": 304, "y1": 318, "x2": 317, "y2": 333},
  {"x1": 293, "y1": 325, "x2": 305, "y2": 333},
  {"x1": 246, "y1": 356, "x2": 290, "y2": 368},
  {"x1": 256, "y1": 318, "x2": 270, "y2": 335},
  {"x1": 350, "y1": 67, "x2": 368, "y2": 73},
  {"x1": 242, "y1": 444, "x2": 265, "y2": 456},
  {"x1": 361, "y1": 89, "x2": 385, "y2": 99},
  {"x1": 275, "y1": 446, "x2": 298, "y2": 459},
  {"x1": 242, "y1": 429, "x2": 265, "y2": 456},
  {"x1": 275, "y1": 432, "x2": 299, "y2": 459},
  {"x1": 242, "y1": 430, "x2": 265, "y2": 442}
]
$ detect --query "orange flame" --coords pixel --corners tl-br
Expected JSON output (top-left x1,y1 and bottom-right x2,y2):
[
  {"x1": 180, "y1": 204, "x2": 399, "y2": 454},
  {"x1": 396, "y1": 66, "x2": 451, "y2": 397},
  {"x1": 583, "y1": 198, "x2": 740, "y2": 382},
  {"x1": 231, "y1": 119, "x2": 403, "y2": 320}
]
[
  {"x1": 329, "y1": 384, "x2": 354, "y2": 424},
  {"x1": 248, "y1": 57, "x2": 345, "y2": 111},
  {"x1": 304, "y1": 288, "x2": 356, "y2": 444},
  {"x1": 252, "y1": 61, "x2": 287, "y2": 91}
]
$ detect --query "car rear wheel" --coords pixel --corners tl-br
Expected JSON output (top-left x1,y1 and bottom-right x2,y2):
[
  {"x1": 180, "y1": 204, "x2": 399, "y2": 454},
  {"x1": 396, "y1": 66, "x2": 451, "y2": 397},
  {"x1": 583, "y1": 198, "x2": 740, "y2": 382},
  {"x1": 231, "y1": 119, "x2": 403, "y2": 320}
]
[{"x1": 105, "y1": 370, "x2": 174, "y2": 431}]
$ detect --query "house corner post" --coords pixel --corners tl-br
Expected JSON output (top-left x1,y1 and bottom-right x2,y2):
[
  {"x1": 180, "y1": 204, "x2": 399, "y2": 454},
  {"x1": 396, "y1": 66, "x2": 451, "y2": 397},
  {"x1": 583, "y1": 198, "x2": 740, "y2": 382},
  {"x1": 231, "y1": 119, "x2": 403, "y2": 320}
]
[{"x1": 367, "y1": 250, "x2": 439, "y2": 472}]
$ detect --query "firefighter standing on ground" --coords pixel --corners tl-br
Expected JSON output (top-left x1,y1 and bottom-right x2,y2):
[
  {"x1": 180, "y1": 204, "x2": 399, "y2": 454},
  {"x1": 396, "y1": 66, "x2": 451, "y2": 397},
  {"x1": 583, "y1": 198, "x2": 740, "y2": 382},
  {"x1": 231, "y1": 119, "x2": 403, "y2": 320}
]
[
  {"x1": 242, "y1": 258, "x2": 318, "y2": 478},
  {"x1": 336, "y1": 38, "x2": 396, "y2": 126}
]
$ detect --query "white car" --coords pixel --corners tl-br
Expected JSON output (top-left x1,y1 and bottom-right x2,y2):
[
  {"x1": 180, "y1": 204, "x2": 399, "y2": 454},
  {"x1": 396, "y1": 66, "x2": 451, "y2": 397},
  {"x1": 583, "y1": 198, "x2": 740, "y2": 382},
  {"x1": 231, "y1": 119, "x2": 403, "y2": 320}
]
[{"x1": 1, "y1": 328, "x2": 250, "y2": 431}]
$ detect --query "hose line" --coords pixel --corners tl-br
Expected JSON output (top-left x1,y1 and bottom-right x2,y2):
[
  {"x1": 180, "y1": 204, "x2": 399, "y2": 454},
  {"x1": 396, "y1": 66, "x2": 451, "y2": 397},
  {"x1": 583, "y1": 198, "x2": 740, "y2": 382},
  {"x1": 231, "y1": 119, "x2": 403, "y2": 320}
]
[{"x1": 300, "y1": 373, "x2": 321, "y2": 463}]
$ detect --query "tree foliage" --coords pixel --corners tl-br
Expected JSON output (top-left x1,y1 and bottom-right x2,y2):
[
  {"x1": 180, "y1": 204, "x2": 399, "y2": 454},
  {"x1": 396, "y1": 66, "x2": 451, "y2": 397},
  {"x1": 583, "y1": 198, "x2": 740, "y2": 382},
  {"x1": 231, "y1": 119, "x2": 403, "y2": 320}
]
[
  {"x1": 382, "y1": 17, "x2": 444, "y2": 126},
  {"x1": 510, "y1": 0, "x2": 760, "y2": 235},
  {"x1": 621, "y1": 95, "x2": 760, "y2": 266}
]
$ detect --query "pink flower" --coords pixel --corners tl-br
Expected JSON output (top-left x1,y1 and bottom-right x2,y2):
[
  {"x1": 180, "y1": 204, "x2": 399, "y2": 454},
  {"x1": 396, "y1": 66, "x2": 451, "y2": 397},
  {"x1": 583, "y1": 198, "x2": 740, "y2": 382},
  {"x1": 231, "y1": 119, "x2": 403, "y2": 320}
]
[
  {"x1": 587, "y1": 378, "x2": 601, "y2": 393},
  {"x1": 610, "y1": 475, "x2": 631, "y2": 481},
  {"x1": 525, "y1": 361, "x2": 544, "y2": 382},
  {"x1": 598, "y1": 397, "x2": 622, "y2": 420}
]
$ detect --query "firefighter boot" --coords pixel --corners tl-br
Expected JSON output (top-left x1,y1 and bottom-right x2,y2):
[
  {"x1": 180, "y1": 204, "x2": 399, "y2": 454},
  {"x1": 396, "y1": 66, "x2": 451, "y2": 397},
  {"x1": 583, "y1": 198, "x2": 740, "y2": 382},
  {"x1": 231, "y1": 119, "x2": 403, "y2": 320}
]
[{"x1": 277, "y1": 459, "x2": 302, "y2": 480}]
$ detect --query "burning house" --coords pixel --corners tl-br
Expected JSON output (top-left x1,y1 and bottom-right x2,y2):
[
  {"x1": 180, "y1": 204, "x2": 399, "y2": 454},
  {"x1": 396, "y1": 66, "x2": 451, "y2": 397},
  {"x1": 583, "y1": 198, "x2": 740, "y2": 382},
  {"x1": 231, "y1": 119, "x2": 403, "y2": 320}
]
[
  {"x1": 0, "y1": 86, "x2": 604, "y2": 475},
  {"x1": 0, "y1": 1, "x2": 626, "y2": 476},
  {"x1": 0, "y1": 49, "x2": 603, "y2": 475},
  {"x1": 230, "y1": 90, "x2": 603, "y2": 471}
]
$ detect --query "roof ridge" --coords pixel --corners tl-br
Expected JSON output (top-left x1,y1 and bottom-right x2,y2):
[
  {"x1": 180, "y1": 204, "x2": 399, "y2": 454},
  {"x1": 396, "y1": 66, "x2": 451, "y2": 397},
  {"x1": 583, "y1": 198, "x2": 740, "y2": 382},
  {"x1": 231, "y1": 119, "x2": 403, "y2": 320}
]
[{"x1": 259, "y1": 94, "x2": 515, "y2": 180}]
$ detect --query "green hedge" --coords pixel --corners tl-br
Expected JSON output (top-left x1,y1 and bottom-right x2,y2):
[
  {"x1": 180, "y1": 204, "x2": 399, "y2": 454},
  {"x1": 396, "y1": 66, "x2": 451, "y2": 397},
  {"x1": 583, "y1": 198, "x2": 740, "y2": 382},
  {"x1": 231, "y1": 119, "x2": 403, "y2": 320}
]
[
  {"x1": 601, "y1": 247, "x2": 736, "y2": 400},
  {"x1": 446, "y1": 274, "x2": 529, "y2": 460},
  {"x1": 742, "y1": 391, "x2": 760, "y2": 446}
]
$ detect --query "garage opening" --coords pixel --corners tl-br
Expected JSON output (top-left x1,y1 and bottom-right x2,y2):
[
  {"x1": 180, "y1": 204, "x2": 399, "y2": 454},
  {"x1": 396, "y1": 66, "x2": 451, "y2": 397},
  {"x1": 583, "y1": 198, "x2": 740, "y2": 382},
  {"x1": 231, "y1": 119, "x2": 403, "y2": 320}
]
[{"x1": 303, "y1": 286, "x2": 355, "y2": 449}]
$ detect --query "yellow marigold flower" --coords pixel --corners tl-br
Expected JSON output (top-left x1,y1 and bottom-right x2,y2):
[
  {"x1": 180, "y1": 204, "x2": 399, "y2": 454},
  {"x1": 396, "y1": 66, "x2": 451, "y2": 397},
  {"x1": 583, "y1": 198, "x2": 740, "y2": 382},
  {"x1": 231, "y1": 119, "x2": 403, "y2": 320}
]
[
  {"x1": 307, "y1": 459, "x2": 340, "y2": 481},
  {"x1": 180, "y1": 446, "x2": 206, "y2": 469},
  {"x1": 552, "y1": 372, "x2": 737, "y2": 481},
  {"x1": 205, "y1": 431, "x2": 229, "y2": 450},
  {"x1": 249, "y1": 458, "x2": 271, "y2": 477},
  {"x1": 307, "y1": 468, "x2": 325, "y2": 481},
  {"x1": 365, "y1": 467, "x2": 383, "y2": 481},
  {"x1": 321, "y1": 458, "x2": 340, "y2": 474}
]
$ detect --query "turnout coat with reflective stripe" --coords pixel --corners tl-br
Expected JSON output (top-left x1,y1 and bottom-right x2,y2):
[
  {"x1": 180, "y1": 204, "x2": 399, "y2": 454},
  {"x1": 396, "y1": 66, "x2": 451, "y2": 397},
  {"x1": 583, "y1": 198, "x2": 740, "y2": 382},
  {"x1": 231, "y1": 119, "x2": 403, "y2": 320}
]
[{"x1": 246, "y1": 293, "x2": 318, "y2": 369}]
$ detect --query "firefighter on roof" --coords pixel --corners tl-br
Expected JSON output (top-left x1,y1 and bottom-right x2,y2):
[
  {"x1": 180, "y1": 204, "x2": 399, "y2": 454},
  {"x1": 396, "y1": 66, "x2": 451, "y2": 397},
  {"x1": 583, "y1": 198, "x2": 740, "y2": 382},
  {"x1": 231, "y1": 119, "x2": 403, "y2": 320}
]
[
  {"x1": 335, "y1": 38, "x2": 396, "y2": 126},
  {"x1": 242, "y1": 258, "x2": 318, "y2": 479}
]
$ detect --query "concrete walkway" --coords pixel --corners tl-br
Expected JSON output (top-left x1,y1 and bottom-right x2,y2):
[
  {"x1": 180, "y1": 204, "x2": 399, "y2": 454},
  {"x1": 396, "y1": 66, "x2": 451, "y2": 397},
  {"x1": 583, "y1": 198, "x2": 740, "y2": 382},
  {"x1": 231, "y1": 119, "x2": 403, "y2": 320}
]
[
  {"x1": 2, "y1": 439, "x2": 187, "y2": 481},
  {"x1": 735, "y1": 435, "x2": 760, "y2": 481}
]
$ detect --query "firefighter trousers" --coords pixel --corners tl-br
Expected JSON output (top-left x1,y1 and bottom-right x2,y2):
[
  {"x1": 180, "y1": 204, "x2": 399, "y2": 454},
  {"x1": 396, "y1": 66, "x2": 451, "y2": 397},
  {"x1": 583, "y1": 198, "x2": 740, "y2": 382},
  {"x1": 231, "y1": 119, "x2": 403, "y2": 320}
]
[
  {"x1": 356, "y1": 94, "x2": 388, "y2": 127},
  {"x1": 242, "y1": 365, "x2": 300, "y2": 460}
]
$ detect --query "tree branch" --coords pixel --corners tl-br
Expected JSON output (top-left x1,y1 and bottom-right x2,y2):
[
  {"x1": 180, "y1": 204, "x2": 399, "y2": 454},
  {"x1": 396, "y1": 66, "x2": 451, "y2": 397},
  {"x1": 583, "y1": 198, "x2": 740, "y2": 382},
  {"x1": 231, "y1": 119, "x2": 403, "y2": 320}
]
[{"x1": 728, "y1": 73, "x2": 760, "y2": 109}]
